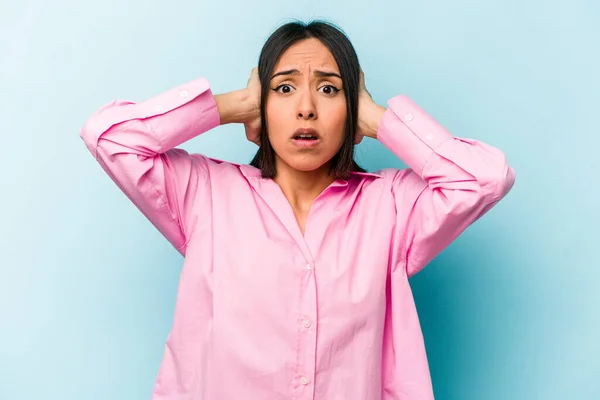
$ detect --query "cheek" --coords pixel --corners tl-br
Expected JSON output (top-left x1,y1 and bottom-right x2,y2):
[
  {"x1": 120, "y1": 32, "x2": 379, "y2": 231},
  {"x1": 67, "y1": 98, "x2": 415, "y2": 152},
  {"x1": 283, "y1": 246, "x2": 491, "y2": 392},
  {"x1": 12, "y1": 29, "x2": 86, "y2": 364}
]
[
  {"x1": 326, "y1": 103, "x2": 347, "y2": 141},
  {"x1": 265, "y1": 101, "x2": 291, "y2": 150},
  {"x1": 266, "y1": 100, "x2": 290, "y2": 134}
]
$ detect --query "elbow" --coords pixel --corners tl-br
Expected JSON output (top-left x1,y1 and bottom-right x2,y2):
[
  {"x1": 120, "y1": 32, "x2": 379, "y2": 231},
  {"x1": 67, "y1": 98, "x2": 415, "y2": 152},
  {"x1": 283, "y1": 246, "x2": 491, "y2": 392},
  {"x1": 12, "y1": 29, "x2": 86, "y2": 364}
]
[
  {"x1": 79, "y1": 116, "x2": 102, "y2": 159},
  {"x1": 445, "y1": 163, "x2": 515, "y2": 223},
  {"x1": 451, "y1": 152, "x2": 516, "y2": 210},
  {"x1": 79, "y1": 116, "x2": 98, "y2": 148},
  {"x1": 497, "y1": 164, "x2": 516, "y2": 200},
  {"x1": 430, "y1": 148, "x2": 516, "y2": 221},
  {"x1": 78, "y1": 100, "x2": 124, "y2": 158},
  {"x1": 480, "y1": 153, "x2": 516, "y2": 203}
]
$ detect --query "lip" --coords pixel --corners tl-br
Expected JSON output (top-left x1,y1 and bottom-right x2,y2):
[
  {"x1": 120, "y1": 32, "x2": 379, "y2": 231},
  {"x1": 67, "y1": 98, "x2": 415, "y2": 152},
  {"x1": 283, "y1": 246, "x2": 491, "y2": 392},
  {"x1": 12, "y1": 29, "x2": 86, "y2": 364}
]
[
  {"x1": 292, "y1": 137, "x2": 321, "y2": 148},
  {"x1": 291, "y1": 128, "x2": 321, "y2": 148},
  {"x1": 292, "y1": 127, "x2": 320, "y2": 138}
]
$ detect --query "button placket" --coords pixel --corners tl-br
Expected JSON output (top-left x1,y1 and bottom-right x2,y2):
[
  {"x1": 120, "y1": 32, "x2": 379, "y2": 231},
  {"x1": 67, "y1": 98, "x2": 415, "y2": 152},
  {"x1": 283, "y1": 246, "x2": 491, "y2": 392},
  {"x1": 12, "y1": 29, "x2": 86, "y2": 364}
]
[{"x1": 295, "y1": 259, "x2": 317, "y2": 398}]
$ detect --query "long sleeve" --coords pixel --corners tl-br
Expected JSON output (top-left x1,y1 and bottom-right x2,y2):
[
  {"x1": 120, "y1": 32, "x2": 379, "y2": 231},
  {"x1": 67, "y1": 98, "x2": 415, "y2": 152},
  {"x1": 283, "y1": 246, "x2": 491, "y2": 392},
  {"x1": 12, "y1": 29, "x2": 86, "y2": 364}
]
[
  {"x1": 79, "y1": 77, "x2": 221, "y2": 255},
  {"x1": 377, "y1": 95, "x2": 516, "y2": 277}
]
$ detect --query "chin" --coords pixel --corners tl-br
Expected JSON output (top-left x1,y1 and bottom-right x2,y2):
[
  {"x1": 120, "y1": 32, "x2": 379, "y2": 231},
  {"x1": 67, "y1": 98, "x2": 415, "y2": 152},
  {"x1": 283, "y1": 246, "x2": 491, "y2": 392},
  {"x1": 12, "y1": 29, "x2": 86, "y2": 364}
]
[{"x1": 282, "y1": 156, "x2": 330, "y2": 173}]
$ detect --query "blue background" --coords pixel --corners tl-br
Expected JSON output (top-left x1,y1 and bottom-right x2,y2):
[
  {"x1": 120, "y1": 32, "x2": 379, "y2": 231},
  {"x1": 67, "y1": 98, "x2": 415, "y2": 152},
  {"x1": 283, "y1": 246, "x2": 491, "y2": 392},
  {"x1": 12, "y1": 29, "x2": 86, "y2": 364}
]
[{"x1": 1, "y1": 1, "x2": 599, "y2": 399}]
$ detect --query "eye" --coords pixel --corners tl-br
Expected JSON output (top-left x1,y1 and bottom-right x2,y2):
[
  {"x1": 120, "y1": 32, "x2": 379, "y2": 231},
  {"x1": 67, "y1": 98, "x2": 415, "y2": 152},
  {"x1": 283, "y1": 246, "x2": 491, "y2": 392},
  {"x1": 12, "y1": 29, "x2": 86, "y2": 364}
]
[
  {"x1": 272, "y1": 84, "x2": 295, "y2": 94},
  {"x1": 319, "y1": 85, "x2": 340, "y2": 95}
]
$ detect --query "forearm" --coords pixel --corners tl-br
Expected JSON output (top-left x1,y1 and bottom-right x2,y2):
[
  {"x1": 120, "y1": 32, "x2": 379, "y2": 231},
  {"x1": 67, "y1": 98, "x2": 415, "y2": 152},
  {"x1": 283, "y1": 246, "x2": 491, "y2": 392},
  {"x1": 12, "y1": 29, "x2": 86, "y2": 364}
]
[
  {"x1": 379, "y1": 94, "x2": 515, "y2": 199},
  {"x1": 81, "y1": 78, "x2": 220, "y2": 157}
]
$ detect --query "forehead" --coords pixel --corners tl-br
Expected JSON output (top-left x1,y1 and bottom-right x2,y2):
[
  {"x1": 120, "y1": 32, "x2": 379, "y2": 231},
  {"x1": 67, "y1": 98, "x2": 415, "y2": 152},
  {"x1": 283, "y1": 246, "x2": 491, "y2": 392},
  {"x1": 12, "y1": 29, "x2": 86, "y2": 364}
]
[{"x1": 274, "y1": 38, "x2": 338, "y2": 71}]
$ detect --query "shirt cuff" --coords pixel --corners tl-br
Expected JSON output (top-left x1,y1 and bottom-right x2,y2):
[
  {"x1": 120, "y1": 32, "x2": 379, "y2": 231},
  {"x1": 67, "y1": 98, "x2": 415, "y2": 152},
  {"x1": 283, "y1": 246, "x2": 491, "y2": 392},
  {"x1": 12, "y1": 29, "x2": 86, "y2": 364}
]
[
  {"x1": 140, "y1": 77, "x2": 220, "y2": 152},
  {"x1": 377, "y1": 94, "x2": 454, "y2": 176},
  {"x1": 83, "y1": 77, "x2": 220, "y2": 156}
]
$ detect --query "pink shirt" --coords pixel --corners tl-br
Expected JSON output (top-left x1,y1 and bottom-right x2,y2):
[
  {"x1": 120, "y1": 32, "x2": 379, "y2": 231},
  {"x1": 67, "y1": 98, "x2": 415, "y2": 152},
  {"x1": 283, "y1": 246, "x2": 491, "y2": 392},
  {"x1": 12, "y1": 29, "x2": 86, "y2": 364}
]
[{"x1": 80, "y1": 77, "x2": 515, "y2": 400}]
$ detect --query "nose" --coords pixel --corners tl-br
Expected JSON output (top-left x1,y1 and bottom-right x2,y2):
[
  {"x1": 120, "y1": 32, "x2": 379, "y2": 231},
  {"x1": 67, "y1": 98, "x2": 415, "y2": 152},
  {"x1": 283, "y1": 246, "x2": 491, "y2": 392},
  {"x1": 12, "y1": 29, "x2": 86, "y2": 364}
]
[{"x1": 297, "y1": 91, "x2": 317, "y2": 120}]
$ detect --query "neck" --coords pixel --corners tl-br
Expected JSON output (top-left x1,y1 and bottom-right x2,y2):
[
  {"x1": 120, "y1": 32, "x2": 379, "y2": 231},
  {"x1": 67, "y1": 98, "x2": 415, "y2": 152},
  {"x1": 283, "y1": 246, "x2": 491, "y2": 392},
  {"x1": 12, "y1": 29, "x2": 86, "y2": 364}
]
[{"x1": 273, "y1": 160, "x2": 337, "y2": 213}]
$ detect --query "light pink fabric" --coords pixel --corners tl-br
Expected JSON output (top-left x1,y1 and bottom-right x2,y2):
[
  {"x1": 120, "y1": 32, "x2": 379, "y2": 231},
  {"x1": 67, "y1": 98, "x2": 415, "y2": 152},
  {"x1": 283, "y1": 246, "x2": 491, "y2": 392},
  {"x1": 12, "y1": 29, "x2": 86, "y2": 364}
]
[{"x1": 80, "y1": 77, "x2": 515, "y2": 400}]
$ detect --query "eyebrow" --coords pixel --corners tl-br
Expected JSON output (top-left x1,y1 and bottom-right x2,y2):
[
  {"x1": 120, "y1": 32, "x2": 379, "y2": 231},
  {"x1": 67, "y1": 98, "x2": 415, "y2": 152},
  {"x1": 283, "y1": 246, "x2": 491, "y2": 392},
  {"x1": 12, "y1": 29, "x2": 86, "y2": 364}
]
[{"x1": 270, "y1": 69, "x2": 342, "y2": 80}]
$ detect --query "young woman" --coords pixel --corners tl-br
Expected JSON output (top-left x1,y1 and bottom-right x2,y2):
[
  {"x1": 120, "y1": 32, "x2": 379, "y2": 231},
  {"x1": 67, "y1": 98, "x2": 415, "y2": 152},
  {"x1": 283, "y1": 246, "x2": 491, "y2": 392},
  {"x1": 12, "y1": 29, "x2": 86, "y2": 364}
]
[{"x1": 80, "y1": 20, "x2": 515, "y2": 400}]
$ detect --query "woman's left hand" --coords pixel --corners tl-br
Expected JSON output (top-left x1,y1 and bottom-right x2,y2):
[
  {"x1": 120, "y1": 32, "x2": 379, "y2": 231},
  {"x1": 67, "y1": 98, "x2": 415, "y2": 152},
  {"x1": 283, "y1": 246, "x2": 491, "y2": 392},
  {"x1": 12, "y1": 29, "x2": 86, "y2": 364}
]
[{"x1": 356, "y1": 69, "x2": 387, "y2": 143}]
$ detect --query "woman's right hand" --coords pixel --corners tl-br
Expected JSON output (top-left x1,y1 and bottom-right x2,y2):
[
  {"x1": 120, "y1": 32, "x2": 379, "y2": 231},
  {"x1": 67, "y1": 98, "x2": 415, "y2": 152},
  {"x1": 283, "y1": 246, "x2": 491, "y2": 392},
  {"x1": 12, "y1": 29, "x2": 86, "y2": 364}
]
[{"x1": 243, "y1": 68, "x2": 262, "y2": 145}]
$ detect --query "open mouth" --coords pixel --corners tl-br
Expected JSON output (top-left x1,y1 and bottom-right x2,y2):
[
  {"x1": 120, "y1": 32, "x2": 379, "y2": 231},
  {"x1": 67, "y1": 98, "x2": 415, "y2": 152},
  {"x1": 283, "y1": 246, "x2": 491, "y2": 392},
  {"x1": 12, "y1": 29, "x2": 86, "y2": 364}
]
[
  {"x1": 292, "y1": 128, "x2": 320, "y2": 148},
  {"x1": 293, "y1": 134, "x2": 319, "y2": 141}
]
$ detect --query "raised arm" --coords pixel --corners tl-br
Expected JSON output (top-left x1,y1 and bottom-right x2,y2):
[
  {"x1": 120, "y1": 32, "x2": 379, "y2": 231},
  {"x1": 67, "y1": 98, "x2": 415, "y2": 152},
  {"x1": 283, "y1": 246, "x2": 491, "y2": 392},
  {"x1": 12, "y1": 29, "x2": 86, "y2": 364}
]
[
  {"x1": 79, "y1": 75, "x2": 259, "y2": 255},
  {"x1": 383, "y1": 96, "x2": 514, "y2": 276},
  {"x1": 357, "y1": 78, "x2": 515, "y2": 277}
]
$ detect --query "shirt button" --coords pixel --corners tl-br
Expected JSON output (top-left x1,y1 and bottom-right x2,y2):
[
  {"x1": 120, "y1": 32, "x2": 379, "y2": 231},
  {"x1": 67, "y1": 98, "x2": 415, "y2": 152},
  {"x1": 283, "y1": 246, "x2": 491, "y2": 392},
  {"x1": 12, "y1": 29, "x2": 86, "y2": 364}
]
[
  {"x1": 153, "y1": 104, "x2": 163, "y2": 112},
  {"x1": 425, "y1": 133, "x2": 434, "y2": 141},
  {"x1": 179, "y1": 89, "x2": 189, "y2": 98},
  {"x1": 306, "y1": 264, "x2": 312, "y2": 270},
  {"x1": 302, "y1": 319, "x2": 311, "y2": 328},
  {"x1": 406, "y1": 113, "x2": 413, "y2": 121},
  {"x1": 299, "y1": 376, "x2": 309, "y2": 385}
]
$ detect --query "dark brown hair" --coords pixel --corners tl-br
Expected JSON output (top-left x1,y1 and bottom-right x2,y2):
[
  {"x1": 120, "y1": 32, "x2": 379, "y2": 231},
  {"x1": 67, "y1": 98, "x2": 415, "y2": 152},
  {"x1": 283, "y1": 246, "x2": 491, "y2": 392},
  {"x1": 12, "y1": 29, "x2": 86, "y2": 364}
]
[{"x1": 249, "y1": 20, "x2": 366, "y2": 180}]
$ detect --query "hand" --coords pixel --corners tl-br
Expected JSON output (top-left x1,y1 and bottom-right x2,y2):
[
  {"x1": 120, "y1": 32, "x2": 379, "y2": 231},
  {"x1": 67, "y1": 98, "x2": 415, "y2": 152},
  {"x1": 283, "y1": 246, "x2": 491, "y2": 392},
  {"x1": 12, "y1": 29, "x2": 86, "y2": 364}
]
[
  {"x1": 215, "y1": 68, "x2": 261, "y2": 145},
  {"x1": 243, "y1": 68, "x2": 262, "y2": 145},
  {"x1": 356, "y1": 69, "x2": 386, "y2": 143}
]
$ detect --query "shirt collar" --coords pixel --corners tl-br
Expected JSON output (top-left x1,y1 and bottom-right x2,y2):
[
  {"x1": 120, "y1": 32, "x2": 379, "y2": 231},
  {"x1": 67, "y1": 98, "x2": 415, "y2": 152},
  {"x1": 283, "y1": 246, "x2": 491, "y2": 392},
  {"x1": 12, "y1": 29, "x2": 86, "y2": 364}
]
[{"x1": 213, "y1": 159, "x2": 382, "y2": 181}]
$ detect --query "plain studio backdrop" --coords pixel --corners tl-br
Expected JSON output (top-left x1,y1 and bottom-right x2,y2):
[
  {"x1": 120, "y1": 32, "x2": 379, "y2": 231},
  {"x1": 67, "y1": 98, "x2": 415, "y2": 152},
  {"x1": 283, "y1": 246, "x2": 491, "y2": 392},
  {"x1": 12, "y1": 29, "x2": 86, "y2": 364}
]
[{"x1": 1, "y1": 1, "x2": 598, "y2": 399}]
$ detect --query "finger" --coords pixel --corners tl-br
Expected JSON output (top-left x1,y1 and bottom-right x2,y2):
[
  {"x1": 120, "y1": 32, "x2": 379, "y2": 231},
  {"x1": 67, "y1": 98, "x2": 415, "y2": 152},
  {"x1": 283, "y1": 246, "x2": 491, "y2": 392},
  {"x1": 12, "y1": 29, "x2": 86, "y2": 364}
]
[
  {"x1": 355, "y1": 133, "x2": 364, "y2": 145},
  {"x1": 248, "y1": 67, "x2": 258, "y2": 84},
  {"x1": 245, "y1": 126, "x2": 261, "y2": 146}
]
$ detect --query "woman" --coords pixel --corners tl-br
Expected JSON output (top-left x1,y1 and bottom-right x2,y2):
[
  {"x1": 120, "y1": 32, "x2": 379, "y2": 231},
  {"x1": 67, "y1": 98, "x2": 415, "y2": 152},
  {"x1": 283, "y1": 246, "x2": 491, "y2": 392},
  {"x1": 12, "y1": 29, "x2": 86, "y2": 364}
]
[{"x1": 80, "y1": 20, "x2": 515, "y2": 400}]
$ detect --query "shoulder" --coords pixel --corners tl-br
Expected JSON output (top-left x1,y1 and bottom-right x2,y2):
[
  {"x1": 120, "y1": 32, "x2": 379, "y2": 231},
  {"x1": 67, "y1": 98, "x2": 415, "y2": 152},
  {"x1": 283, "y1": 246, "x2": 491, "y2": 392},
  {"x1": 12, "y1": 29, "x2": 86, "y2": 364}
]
[
  {"x1": 355, "y1": 167, "x2": 419, "y2": 185},
  {"x1": 187, "y1": 153, "x2": 260, "y2": 180},
  {"x1": 356, "y1": 167, "x2": 426, "y2": 196}
]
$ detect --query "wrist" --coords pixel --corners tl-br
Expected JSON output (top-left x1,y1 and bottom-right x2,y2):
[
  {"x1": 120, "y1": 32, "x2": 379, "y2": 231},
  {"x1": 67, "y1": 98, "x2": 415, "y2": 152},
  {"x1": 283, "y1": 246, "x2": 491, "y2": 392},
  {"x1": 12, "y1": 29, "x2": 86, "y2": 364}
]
[
  {"x1": 365, "y1": 103, "x2": 387, "y2": 139},
  {"x1": 215, "y1": 89, "x2": 257, "y2": 125}
]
